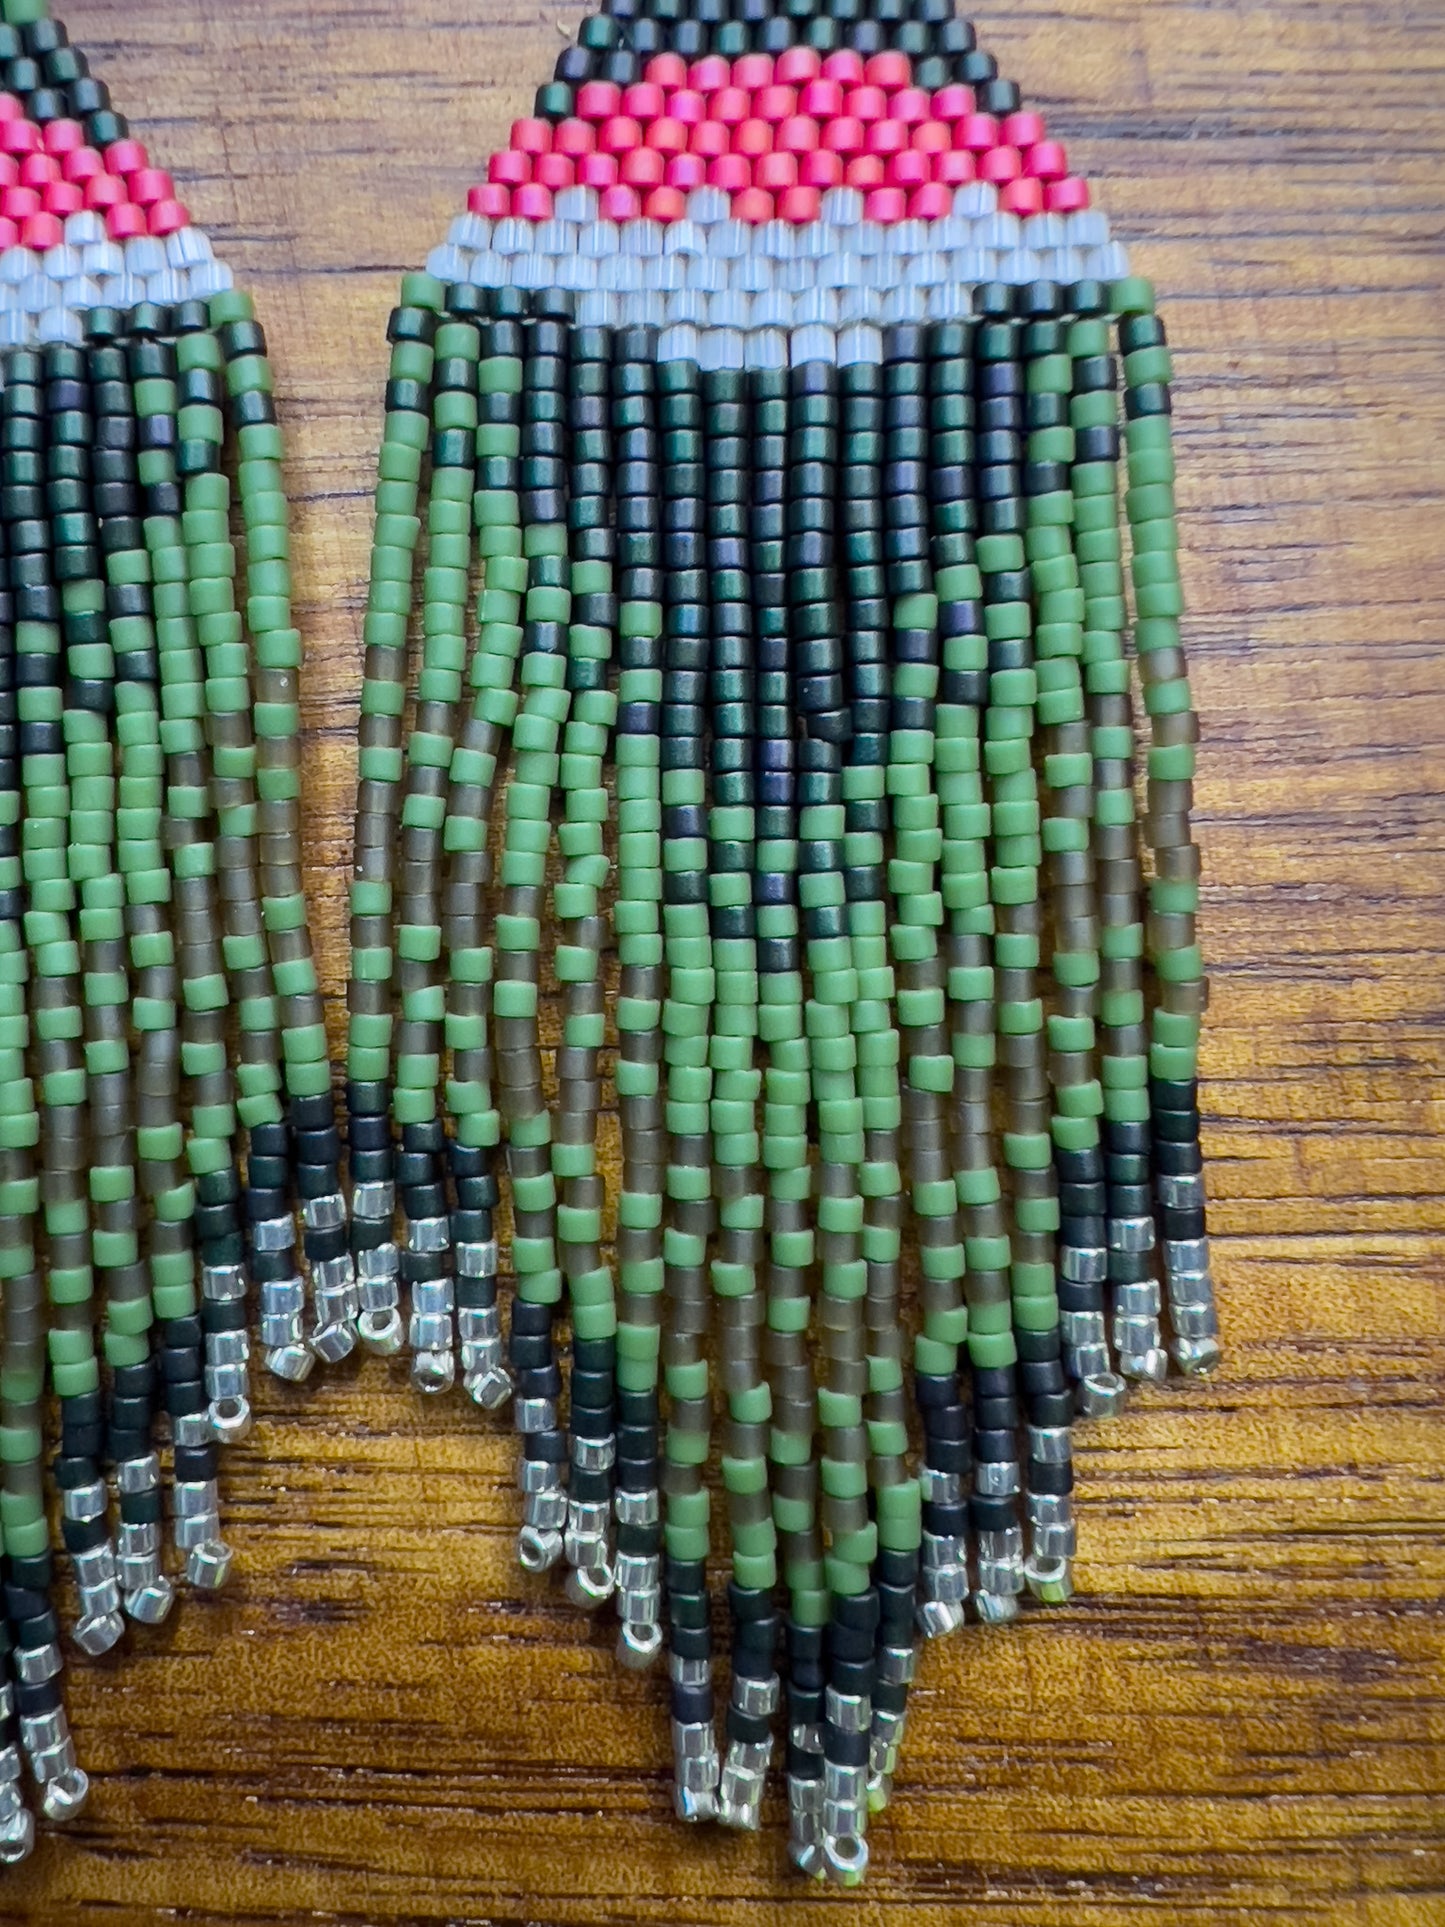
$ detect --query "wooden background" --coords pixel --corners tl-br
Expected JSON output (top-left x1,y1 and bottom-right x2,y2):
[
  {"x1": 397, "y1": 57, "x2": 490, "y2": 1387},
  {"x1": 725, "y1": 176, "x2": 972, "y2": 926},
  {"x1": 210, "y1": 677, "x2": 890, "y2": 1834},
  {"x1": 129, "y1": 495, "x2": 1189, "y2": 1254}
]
[{"x1": 3, "y1": 0, "x2": 1444, "y2": 1920}]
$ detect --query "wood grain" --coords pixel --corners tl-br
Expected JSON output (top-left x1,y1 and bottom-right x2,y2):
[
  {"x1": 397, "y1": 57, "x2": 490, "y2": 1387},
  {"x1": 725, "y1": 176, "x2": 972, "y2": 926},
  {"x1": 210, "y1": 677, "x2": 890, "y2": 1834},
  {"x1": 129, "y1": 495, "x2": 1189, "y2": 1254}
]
[{"x1": 2, "y1": 0, "x2": 1444, "y2": 1920}]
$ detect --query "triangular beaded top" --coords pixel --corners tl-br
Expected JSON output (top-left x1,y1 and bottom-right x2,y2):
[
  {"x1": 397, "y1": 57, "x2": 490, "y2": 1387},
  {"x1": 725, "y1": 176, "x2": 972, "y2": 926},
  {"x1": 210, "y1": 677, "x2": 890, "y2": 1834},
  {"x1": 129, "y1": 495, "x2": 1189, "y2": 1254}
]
[
  {"x1": 0, "y1": 17, "x2": 229, "y2": 343},
  {"x1": 345, "y1": 0, "x2": 1215, "y2": 1892}
]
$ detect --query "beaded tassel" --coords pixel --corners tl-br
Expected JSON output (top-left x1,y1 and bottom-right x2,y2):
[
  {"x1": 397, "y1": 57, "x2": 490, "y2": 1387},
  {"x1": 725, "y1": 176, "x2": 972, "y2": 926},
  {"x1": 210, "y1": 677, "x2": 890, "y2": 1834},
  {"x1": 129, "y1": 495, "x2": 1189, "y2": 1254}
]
[
  {"x1": 347, "y1": 0, "x2": 1219, "y2": 1887},
  {"x1": 0, "y1": 0, "x2": 334, "y2": 1859}
]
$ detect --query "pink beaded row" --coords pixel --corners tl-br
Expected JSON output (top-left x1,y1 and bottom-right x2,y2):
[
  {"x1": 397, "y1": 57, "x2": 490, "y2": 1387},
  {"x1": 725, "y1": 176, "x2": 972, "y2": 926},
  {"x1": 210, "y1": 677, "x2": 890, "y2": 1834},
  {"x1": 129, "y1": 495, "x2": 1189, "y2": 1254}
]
[
  {"x1": 469, "y1": 46, "x2": 1088, "y2": 227},
  {"x1": 0, "y1": 94, "x2": 190, "y2": 253}
]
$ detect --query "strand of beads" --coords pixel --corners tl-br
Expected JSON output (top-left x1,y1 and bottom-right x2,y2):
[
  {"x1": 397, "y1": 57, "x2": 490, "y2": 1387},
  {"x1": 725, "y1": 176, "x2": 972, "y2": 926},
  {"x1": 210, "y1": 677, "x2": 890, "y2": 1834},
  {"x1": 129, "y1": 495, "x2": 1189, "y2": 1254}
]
[
  {"x1": 701, "y1": 352, "x2": 778, "y2": 1833},
  {"x1": 656, "y1": 338, "x2": 722, "y2": 1823},
  {"x1": 1039, "y1": 282, "x2": 1120, "y2": 1414},
  {"x1": 0, "y1": 539, "x2": 72, "y2": 1857},
  {"x1": 836, "y1": 338, "x2": 919, "y2": 1813},
  {"x1": 1111, "y1": 276, "x2": 1218, "y2": 1376},
  {"x1": 1066, "y1": 293, "x2": 1163, "y2": 1387},
  {"x1": 555, "y1": 320, "x2": 619, "y2": 1608},
  {"x1": 4, "y1": 346, "x2": 120, "y2": 1662},
  {"x1": 441, "y1": 300, "x2": 513, "y2": 1413},
  {"x1": 58, "y1": 329, "x2": 167, "y2": 1631},
  {"x1": 501, "y1": 302, "x2": 576, "y2": 1574},
  {"x1": 881, "y1": 324, "x2": 974, "y2": 1648},
  {"x1": 159, "y1": 311, "x2": 252, "y2": 1462},
  {"x1": 391, "y1": 295, "x2": 479, "y2": 1398},
  {"x1": 745, "y1": 348, "x2": 828, "y2": 1875},
  {"x1": 344, "y1": 287, "x2": 431, "y2": 1361},
  {"x1": 611, "y1": 322, "x2": 666, "y2": 1667},
  {"x1": 218, "y1": 301, "x2": 353, "y2": 1372}
]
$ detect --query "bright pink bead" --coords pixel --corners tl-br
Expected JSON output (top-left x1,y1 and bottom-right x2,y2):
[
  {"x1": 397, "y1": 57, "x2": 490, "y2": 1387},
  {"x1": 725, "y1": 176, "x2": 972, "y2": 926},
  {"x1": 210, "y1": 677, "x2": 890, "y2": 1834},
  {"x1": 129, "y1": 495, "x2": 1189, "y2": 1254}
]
[
  {"x1": 934, "y1": 148, "x2": 977, "y2": 186},
  {"x1": 821, "y1": 49, "x2": 864, "y2": 85},
  {"x1": 732, "y1": 117, "x2": 772, "y2": 158},
  {"x1": 0, "y1": 118, "x2": 37, "y2": 154},
  {"x1": 689, "y1": 55, "x2": 730, "y2": 93},
  {"x1": 708, "y1": 152, "x2": 751, "y2": 192},
  {"x1": 534, "y1": 151, "x2": 576, "y2": 189},
  {"x1": 999, "y1": 176, "x2": 1043, "y2": 215},
  {"x1": 42, "y1": 181, "x2": 82, "y2": 216},
  {"x1": 0, "y1": 94, "x2": 20, "y2": 123},
  {"x1": 709, "y1": 85, "x2": 749, "y2": 126},
  {"x1": 798, "y1": 148, "x2": 843, "y2": 188},
  {"x1": 61, "y1": 147, "x2": 102, "y2": 185},
  {"x1": 866, "y1": 118, "x2": 906, "y2": 158},
  {"x1": 468, "y1": 181, "x2": 511, "y2": 217},
  {"x1": 577, "y1": 151, "x2": 618, "y2": 188},
  {"x1": 1025, "y1": 138, "x2": 1068, "y2": 181},
  {"x1": 130, "y1": 168, "x2": 174, "y2": 206},
  {"x1": 843, "y1": 154, "x2": 885, "y2": 190},
  {"x1": 669, "y1": 88, "x2": 705, "y2": 126},
  {"x1": 891, "y1": 87, "x2": 929, "y2": 125},
  {"x1": 0, "y1": 185, "x2": 36, "y2": 219},
  {"x1": 798, "y1": 77, "x2": 842, "y2": 117},
  {"x1": 488, "y1": 149, "x2": 530, "y2": 186},
  {"x1": 821, "y1": 115, "x2": 864, "y2": 157},
  {"x1": 689, "y1": 120, "x2": 729, "y2": 159},
  {"x1": 886, "y1": 148, "x2": 929, "y2": 189},
  {"x1": 148, "y1": 197, "x2": 190, "y2": 235},
  {"x1": 646, "y1": 116, "x2": 688, "y2": 157},
  {"x1": 19, "y1": 153, "x2": 58, "y2": 188},
  {"x1": 511, "y1": 117, "x2": 552, "y2": 155},
  {"x1": 979, "y1": 144, "x2": 1022, "y2": 184},
  {"x1": 934, "y1": 84, "x2": 973, "y2": 121},
  {"x1": 19, "y1": 210, "x2": 61, "y2": 250},
  {"x1": 576, "y1": 80, "x2": 621, "y2": 122},
  {"x1": 41, "y1": 118, "x2": 84, "y2": 157},
  {"x1": 599, "y1": 182, "x2": 640, "y2": 220},
  {"x1": 512, "y1": 181, "x2": 552, "y2": 220},
  {"x1": 863, "y1": 184, "x2": 906, "y2": 223},
  {"x1": 645, "y1": 53, "x2": 687, "y2": 88},
  {"x1": 106, "y1": 202, "x2": 148, "y2": 240},
  {"x1": 555, "y1": 117, "x2": 596, "y2": 157},
  {"x1": 106, "y1": 139, "x2": 148, "y2": 175},
  {"x1": 863, "y1": 51, "x2": 910, "y2": 90},
  {"x1": 622, "y1": 82, "x2": 664, "y2": 121},
  {"x1": 755, "y1": 150, "x2": 797, "y2": 191},
  {"x1": 732, "y1": 53, "x2": 773, "y2": 91},
  {"x1": 666, "y1": 151, "x2": 706, "y2": 191},
  {"x1": 643, "y1": 183, "x2": 685, "y2": 223},
  {"x1": 1046, "y1": 175, "x2": 1090, "y2": 212},
  {"x1": 731, "y1": 185, "x2": 774, "y2": 224},
  {"x1": 1002, "y1": 111, "x2": 1046, "y2": 148},
  {"x1": 777, "y1": 114, "x2": 818, "y2": 154},
  {"x1": 620, "y1": 145, "x2": 664, "y2": 187},
  {"x1": 908, "y1": 182, "x2": 951, "y2": 220},
  {"x1": 0, "y1": 218, "x2": 15, "y2": 249},
  {"x1": 845, "y1": 84, "x2": 886, "y2": 124},
  {"x1": 0, "y1": 156, "x2": 16, "y2": 188},
  {"x1": 776, "y1": 46, "x2": 820, "y2": 86},
  {"x1": 84, "y1": 173, "x2": 126, "y2": 211},
  {"x1": 778, "y1": 182, "x2": 821, "y2": 224},
  {"x1": 756, "y1": 84, "x2": 796, "y2": 124},
  {"x1": 599, "y1": 115, "x2": 643, "y2": 155},
  {"x1": 957, "y1": 113, "x2": 998, "y2": 152},
  {"x1": 911, "y1": 119, "x2": 950, "y2": 156}
]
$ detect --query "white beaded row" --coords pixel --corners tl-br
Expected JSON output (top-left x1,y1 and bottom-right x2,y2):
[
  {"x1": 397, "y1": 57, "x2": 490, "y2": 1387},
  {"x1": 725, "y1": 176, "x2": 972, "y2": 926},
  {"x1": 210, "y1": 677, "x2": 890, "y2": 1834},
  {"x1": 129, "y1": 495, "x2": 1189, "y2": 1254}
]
[{"x1": 0, "y1": 210, "x2": 230, "y2": 345}]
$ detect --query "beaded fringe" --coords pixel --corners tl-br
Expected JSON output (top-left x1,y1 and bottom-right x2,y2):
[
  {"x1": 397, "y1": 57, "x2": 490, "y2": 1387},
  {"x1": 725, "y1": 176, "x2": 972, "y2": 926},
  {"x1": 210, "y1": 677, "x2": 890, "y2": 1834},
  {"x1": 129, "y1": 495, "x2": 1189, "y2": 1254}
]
[
  {"x1": 342, "y1": 0, "x2": 1220, "y2": 1869},
  {"x1": 0, "y1": 0, "x2": 333, "y2": 1862}
]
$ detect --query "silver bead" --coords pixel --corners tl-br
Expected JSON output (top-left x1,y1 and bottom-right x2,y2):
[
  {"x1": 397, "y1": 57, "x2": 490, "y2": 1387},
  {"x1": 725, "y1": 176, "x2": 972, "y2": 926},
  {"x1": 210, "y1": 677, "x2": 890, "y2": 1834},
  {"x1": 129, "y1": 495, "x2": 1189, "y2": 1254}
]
[
  {"x1": 252, "y1": 1215, "x2": 295, "y2": 1253},
  {"x1": 302, "y1": 1192, "x2": 346, "y2": 1233}
]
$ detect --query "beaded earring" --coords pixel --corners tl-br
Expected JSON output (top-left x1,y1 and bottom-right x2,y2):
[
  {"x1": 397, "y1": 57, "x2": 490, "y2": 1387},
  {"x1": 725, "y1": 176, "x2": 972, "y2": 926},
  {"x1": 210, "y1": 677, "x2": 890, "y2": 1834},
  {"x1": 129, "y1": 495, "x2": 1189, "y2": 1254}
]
[
  {"x1": 343, "y1": 0, "x2": 1219, "y2": 1887},
  {"x1": 0, "y1": 0, "x2": 335, "y2": 1862}
]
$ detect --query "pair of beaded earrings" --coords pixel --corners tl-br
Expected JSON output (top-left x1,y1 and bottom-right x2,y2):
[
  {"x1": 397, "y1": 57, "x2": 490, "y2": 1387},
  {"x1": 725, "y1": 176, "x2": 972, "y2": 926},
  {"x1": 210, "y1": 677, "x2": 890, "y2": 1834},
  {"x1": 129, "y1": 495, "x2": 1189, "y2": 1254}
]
[{"x1": 0, "y1": 0, "x2": 1218, "y2": 1888}]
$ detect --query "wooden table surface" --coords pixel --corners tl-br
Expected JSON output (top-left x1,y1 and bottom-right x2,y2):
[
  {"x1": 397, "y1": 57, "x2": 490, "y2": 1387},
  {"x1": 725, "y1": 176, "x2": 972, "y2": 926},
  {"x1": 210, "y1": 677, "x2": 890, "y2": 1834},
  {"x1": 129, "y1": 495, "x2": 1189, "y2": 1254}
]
[{"x1": 3, "y1": 0, "x2": 1444, "y2": 1921}]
